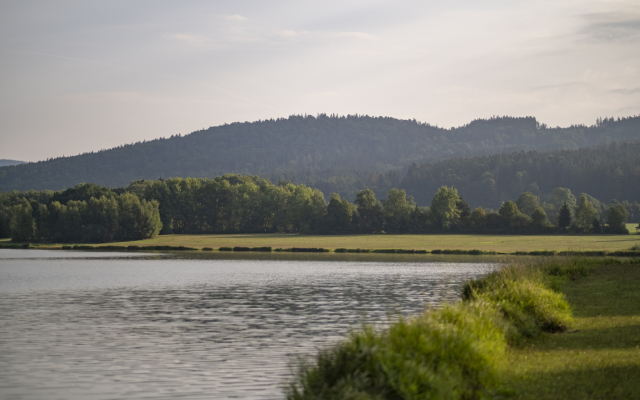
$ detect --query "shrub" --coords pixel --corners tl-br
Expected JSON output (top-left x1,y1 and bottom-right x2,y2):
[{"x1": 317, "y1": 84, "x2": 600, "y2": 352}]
[
  {"x1": 201, "y1": 247, "x2": 214, "y2": 251},
  {"x1": 286, "y1": 303, "x2": 506, "y2": 400},
  {"x1": 219, "y1": 247, "x2": 233, "y2": 251},
  {"x1": 73, "y1": 245, "x2": 94, "y2": 250},
  {"x1": 291, "y1": 248, "x2": 329, "y2": 253},
  {"x1": 252, "y1": 246, "x2": 272, "y2": 252},
  {"x1": 464, "y1": 264, "x2": 573, "y2": 335}
]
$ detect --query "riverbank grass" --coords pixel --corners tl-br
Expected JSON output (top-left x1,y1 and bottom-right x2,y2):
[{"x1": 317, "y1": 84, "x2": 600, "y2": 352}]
[
  {"x1": 286, "y1": 258, "x2": 640, "y2": 399},
  {"x1": 497, "y1": 260, "x2": 640, "y2": 399}
]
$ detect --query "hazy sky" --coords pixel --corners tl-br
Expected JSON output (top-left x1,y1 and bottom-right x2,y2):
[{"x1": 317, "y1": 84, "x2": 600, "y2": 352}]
[{"x1": 1, "y1": 0, "x2": 639, "y2": 162}]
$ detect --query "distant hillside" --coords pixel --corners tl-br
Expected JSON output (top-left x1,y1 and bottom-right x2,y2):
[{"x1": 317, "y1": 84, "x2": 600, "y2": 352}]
[
  {"x1": 0, "y1": 114, "x2": 639, "y2": 193},
  {"x1": 398, "y1": 141, "x2": 640, "y2": 209},
  {"x1": 0, "y1": 159, "x2": 25, "y2": 167}
]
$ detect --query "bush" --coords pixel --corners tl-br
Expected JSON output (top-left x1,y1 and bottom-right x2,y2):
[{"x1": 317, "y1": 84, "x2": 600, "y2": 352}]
[
  {"x1": 72, "y1": 245, "x2": 94, "y2": 250},
  {"x1": 219, "y1": 247, "x2": 233, "y2": 251},
  {"x1": 286, "y1": 303, "x2": 506, "y2": 400},
  {"x1": 202, "y1": 247, "x2": 214, "y2": 251},
  {"x1": 291, "y1": 248, "x2": 329, "y2": 253}
]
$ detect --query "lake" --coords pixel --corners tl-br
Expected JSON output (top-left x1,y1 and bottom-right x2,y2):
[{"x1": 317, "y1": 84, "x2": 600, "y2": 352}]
[{"x1": 0, "y1": 249, "x2": 495, "y2": 399}]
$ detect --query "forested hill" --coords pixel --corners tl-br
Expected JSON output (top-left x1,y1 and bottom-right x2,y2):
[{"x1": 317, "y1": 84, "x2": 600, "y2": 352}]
[
  {"x1": 399, "y1": 141, "x2": 640, "y2": 209},
  {"x1": 1, "y1": 114, "x2": 639, "y2": 193}
]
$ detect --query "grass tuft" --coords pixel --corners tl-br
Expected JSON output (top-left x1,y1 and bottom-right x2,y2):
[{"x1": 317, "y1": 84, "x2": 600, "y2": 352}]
[{"x1": 286, "y1": 303, "x2": 507, "y2": 400}]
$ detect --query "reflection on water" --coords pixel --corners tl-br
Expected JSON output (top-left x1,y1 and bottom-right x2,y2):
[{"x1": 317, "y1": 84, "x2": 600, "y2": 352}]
[{"x1": 0, "y1": 249, "x2": 494, "y2": 400}]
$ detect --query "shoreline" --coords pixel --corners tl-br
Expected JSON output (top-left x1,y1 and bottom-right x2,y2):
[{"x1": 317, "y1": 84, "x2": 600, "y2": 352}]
[{"x1": 2, "y1": 239, "x2": 639, "y2": 258}]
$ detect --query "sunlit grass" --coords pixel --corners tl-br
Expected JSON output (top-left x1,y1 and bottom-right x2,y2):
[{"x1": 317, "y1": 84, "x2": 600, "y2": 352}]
[
  {"x1": 55, "y1": 231, "x2": 640, "y2": 252},
  {"x1": 497, "y1": 261, "x2": 640, "y2": 399},
  {"x1": 2, "y1": 230, "x2": 640, "y2": 254}
]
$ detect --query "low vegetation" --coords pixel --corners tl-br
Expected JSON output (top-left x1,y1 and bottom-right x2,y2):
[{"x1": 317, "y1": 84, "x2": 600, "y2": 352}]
[{"x1": 285, "y1": 257, "x2": 640, "y2": 399}]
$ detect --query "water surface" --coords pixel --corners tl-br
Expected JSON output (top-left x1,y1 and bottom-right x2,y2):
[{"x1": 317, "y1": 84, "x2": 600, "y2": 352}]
[{"x1": 0, "y1": 249, "x2": 494, "y2": 399}]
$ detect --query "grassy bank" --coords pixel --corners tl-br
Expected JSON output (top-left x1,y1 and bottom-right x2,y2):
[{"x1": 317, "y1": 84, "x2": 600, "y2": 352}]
[
  {"x1": 498, "y1": 259, "x2": 640, "y2": 399},
  {"x1": 285, "y1": 257, "x2": 640, "y2": 399}
]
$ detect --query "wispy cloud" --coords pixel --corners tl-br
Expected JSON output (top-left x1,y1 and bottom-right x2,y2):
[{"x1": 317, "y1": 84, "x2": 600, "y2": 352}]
[
  {"x1": 277, "y1": 30, "x2": 308, "y2": 39},
  {"x1": 62, "y1": 92, "x2": 174, "y2": 104},
  {"x1": 578, "y1": 10, "x2": 640, "y2": 42},
  {"x1": 330, "y1": 31, "x2": 376, "y2": 40},
  {"x1": 225, "y1": 14, "x2": 247, "y2": 22},
  {"x1": 610, "y1": 87, "x2": 640, "y2": 94},
  {"x1": 168, "y1": 33, "x2": 211, "y2": 46},
  {"x1": 274, "y1": 30, "x2": 375, "y2": 42}
]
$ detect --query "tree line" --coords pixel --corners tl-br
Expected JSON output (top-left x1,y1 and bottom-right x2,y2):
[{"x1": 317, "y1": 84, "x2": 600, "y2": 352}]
[{"x1": 1, "y1": 175, "x2": 635, "y2": 242}]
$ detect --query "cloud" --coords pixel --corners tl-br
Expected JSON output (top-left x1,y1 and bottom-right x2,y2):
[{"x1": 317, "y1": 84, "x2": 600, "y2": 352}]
[
  {"x1": 531, "y1": 81, "x2": 584, "y2": 91},
  {"x1": 277, "y1": 30, "x2": 305, "y2": 38},
  {"x1": 276, "y1": 30, "x2": 310, "y2": 41},
  {"x1": 610, "y1": 87, "x2": 640, "y2": 94},
  {"x1": 168, "y1": 33, "x2": 211, "y2": 46},
  {"x1": 225, "y1": 14, "x2": 247, "y2": 22},
  {"x1": 331, "y1": 31, "x2": 376, "y2": 40},
  {"x1": 275, "y1": 30, "x2": 375, "y2": 42},
  {"x1": 62, "y1": 92, "x2": 173, "y2": 105},
  {"x1": 579, "y1": 10, "x2": 640, "y2": 42}
]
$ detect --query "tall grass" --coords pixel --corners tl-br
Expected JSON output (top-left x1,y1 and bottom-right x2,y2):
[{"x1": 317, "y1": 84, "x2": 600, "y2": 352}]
[
  {"x1": 285, "y1": 257, "x2": 597, "y2": 399},
  {"x1": 286, "y1": 303, "x2": 507, "y2": 400}
]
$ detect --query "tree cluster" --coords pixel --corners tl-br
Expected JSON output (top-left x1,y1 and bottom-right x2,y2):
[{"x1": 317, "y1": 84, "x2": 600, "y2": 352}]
[{"x1": 1, "y1": 184, "x2": 162, "y2": 242}]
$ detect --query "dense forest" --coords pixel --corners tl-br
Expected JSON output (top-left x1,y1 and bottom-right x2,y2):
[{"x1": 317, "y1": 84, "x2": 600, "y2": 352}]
[
  {"x1": 1, "y1": 114, "x2": 639, "y2": 195},
  {"x1": 398, "y1": 141, "x2": 640, "y2": 209},
  {"x1": 1, "y1": 175, "x2": 636, "y2": 243}
]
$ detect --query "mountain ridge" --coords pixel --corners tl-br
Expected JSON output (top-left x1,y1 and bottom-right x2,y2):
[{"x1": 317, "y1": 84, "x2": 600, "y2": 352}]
[{"x1": 1, "y1": 114, "x2": 639, "y2": 195}]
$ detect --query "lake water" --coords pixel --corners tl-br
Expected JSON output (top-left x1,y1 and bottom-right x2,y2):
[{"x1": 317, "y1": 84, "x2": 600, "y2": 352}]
[{"x1": 0, "y1": 249, "x2": 495, "y2": 400}]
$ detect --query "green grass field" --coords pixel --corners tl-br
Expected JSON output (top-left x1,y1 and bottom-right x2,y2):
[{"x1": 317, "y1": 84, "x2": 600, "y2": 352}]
[
  {"x1": 1, "y1": 223, "x2": 638, "y2": 253},
  {"x1": 498, "y1": 260, "x2": 640, "y2": 399},
  {"x1": 67, "y1": 224, "x2": 640, "y2": 252}
]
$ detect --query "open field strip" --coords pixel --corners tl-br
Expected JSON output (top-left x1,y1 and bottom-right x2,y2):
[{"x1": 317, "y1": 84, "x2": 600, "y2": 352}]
[
  {"x1": 55, "y1": 232, "x2": 640, "y2": 253},
  {"x1": 498, "y1": 260, "x2": 640, "y2": 399},
  {"x1": 1, "y1": 223, "x2": 637, "y2": 254}
]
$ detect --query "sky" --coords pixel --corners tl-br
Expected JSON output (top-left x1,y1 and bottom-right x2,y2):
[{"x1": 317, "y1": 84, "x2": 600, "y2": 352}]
[{"x1": 0, "y1": 0, "x2": 639, "y2": 162}]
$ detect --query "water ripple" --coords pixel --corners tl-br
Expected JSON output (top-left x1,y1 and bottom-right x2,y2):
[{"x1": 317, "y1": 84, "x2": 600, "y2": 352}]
[{"x1": 0, "y1": 251, "x2": 494, "y2": 399}]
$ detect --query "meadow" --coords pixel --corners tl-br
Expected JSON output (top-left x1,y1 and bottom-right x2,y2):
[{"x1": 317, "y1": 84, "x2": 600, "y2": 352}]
[
  {"x1": 1, "y1": 223, "x2": 638, "y2": 255},
  {"x1": 23, "y1": 223, "x2": 638, "y2": 252}
]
